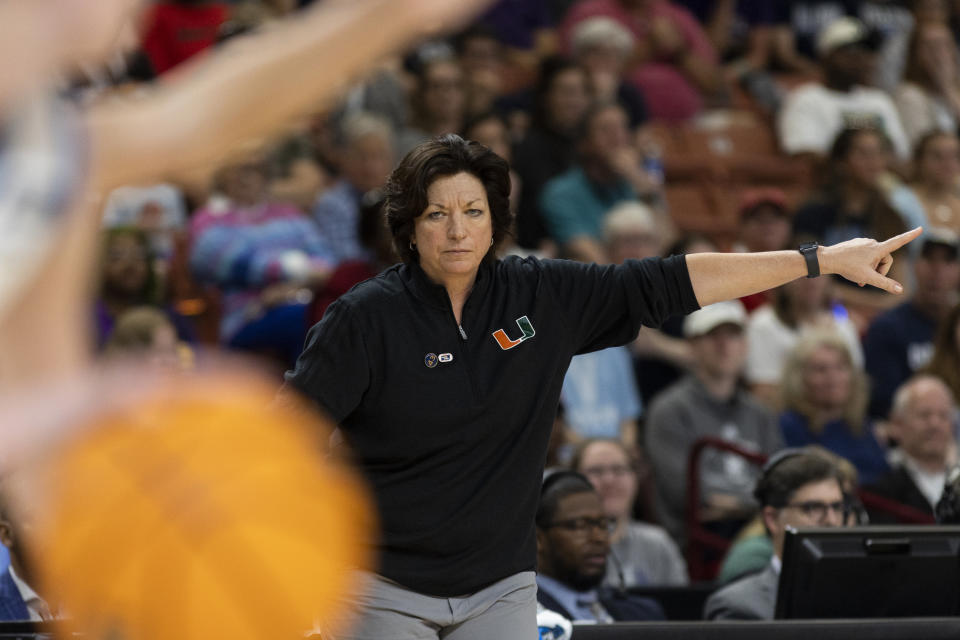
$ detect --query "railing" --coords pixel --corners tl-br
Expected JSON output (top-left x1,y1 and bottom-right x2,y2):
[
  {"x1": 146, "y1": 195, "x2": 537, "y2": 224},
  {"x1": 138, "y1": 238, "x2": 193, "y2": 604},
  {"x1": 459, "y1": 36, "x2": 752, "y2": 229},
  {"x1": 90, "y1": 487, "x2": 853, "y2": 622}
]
[
  {"x1": 683, "y1": 436, "x2": 768, "y2": 581},
  {"x1": 858, "y1": 488, "x2": 936, "y2": 524}
]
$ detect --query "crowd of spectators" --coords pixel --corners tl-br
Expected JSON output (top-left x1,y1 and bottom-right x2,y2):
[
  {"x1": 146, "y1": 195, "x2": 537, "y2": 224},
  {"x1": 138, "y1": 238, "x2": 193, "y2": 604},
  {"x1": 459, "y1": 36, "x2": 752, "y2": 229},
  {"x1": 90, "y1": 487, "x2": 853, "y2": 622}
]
[{"x1": 45, "y1": 0, "x2": 960, "y2": 628}]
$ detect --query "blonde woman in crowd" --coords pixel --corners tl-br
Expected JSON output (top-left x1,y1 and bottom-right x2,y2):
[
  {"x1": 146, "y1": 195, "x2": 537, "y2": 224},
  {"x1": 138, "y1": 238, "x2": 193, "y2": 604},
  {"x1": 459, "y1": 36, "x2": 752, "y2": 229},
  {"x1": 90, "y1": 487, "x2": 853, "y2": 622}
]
[{"x1": 779, "y1": 329, "x2": 890, "y2": 484}]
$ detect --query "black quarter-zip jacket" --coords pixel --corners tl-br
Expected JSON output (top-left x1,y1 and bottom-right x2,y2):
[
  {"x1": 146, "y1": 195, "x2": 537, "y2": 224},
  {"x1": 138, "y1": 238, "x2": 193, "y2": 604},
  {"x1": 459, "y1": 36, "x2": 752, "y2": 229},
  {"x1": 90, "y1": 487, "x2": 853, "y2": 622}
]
[{"x1": 285, "y1": 254, "x2": 699, "y2": 596}]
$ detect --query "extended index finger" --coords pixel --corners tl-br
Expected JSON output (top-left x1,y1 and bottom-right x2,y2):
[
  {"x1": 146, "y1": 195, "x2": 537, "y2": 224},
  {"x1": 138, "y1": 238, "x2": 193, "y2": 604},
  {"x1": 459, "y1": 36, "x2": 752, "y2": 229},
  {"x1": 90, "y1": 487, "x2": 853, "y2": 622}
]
[
  {"x1": 863, "y1": 269, "x2": 905, "y2": 295},
  {"x1": 879, "y1": 227, "x2": 923, "y2": 252}
]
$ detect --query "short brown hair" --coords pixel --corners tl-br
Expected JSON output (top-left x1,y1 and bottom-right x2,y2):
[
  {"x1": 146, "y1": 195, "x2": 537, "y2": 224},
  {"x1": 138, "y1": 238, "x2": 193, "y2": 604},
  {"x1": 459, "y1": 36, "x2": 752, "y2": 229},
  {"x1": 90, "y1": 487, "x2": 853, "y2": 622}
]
[
  {"x1": 754, "y1": 450, "x2": 843, "y2": 508},
  {"x1": 569, "y1": 438, "x2": 637, "y2": 474},
  {"x1": 384, "y1": 134, "x2": 512, "y2": 265}
]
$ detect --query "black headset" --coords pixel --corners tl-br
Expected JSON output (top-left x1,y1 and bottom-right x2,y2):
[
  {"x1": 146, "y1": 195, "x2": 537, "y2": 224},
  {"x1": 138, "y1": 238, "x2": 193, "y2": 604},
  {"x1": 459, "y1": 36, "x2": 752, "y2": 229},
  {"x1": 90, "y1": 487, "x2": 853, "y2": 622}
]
[
  {"x1": 753, "y1": 447, "x2": 811, "y2": 505},
  {"x1": 540, "y1": 468, "x2": 592, "y2": 496}
]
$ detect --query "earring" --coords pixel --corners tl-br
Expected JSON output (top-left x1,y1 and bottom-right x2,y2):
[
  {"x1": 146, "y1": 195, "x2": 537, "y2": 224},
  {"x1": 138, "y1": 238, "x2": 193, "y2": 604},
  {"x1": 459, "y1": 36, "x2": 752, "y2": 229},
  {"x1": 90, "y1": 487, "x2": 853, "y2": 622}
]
[
  {"x1": 490, "y1": 238, "x2": 494, "y2": 247},
  {"x1": 409, "y1": 241, "x2": 416, "y2": 251}
]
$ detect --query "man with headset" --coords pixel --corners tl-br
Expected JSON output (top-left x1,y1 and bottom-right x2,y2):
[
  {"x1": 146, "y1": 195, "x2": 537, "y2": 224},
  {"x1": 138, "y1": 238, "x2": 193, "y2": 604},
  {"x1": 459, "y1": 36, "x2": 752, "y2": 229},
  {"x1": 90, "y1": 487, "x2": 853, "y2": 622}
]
[
  {"x1": 704, "y1": 449, "x2": 852, "y2": 620},
  {"x1": 535, "y1": 470, "x2": 665, "y2": 623}
]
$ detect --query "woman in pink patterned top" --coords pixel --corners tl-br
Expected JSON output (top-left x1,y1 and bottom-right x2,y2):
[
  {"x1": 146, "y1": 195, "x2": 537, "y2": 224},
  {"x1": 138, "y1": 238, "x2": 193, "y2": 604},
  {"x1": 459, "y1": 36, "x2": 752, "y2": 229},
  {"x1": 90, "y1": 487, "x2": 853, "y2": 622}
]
[{"x1": 190, "y1": 155, "x2": 335, "y2": 367}]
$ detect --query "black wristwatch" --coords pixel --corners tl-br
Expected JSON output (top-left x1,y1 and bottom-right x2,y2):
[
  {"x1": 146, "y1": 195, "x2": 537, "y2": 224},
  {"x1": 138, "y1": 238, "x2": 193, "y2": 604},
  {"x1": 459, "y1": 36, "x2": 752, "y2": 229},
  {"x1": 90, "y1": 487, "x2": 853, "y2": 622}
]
[{"x1": 799, "y1": 242, "x2": 820, "y2": 278}]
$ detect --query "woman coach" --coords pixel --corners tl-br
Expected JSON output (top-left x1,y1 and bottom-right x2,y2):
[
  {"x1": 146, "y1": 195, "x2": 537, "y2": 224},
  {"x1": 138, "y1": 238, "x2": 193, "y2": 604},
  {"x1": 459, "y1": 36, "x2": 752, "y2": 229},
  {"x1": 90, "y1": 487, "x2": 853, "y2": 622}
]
[{"x1": 285, "y1": 135, "x2": 919, "y2": 639}]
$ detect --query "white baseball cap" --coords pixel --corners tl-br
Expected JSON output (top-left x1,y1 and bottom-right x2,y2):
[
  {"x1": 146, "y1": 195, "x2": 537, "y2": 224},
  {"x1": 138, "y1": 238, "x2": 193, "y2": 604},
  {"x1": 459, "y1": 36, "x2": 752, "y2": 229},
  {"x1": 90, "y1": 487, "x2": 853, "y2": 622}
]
[
  {"x1": 683, "y1": 300, "x2": 747, "y2": 338},
  {"x1": 816, "y1": 16, "x2": 875, "y2": 58}
]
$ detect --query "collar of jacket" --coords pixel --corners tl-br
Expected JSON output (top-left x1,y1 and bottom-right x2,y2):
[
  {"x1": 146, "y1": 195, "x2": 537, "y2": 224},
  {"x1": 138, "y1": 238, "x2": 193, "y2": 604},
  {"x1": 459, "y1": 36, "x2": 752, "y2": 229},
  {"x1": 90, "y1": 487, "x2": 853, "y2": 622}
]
[{"x1": 399, "y1": 259, "x2": 495, "y2": 311}]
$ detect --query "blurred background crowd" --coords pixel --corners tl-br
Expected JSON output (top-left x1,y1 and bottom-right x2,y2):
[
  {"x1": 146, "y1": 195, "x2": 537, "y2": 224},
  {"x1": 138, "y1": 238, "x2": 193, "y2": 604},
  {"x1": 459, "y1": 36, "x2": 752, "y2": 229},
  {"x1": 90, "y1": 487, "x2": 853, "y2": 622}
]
[{"x1": 44, "y1": 0, "x2": 960, "y2": 600}]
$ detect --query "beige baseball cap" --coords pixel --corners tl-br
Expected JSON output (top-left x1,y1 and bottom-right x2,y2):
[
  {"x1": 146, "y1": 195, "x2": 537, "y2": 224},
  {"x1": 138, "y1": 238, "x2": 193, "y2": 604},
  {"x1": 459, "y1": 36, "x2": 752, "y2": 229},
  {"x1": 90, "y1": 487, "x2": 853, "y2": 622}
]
[
  {"x1": 816, "y1": 16, "x2": 877, "y2": 58},
  {"x1": 683, "y1": 301, "x2": 747, "y2": 338}
]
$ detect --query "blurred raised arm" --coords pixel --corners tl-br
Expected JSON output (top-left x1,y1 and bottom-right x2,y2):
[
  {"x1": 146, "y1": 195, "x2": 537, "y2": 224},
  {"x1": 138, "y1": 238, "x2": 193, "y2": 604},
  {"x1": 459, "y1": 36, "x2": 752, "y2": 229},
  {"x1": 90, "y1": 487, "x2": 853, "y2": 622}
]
[
  {"x1": 0, "y1": 1, "x2": 110, "y2": 111},
  {"x1": 86, "y1": 0, "x2": 491, "y2": 190}
]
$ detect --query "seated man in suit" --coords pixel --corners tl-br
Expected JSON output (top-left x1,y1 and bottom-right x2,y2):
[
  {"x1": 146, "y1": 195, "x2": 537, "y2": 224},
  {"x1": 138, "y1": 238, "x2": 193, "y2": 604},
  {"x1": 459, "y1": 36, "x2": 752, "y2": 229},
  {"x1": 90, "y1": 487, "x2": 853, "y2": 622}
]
[
  {"x1": 535, "y1": 471, "x2": 665, "y2": 622},
  {"x1": 0, "y1": 490, "x2": 50, "y2": 621},
  {"x1": 867, "y1": 375, "x2": 957, "y2": 520},
  {"x1": 704, "y1": 449, "x2": 850, "y2": 620}
]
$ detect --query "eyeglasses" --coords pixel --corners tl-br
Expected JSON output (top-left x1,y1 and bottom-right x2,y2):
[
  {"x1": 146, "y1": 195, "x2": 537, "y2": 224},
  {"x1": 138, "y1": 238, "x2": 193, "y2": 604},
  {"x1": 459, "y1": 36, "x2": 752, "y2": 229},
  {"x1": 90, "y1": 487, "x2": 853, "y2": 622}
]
[
  {"x1": 581, "y1": 464, "x2": 634, "y2": 479},
  {"x1": 543, "y1": 516, "x2": 617, "y2": 535},
  {"x1": 783, "y1": 500, "x2": 850, "y2": 521}
]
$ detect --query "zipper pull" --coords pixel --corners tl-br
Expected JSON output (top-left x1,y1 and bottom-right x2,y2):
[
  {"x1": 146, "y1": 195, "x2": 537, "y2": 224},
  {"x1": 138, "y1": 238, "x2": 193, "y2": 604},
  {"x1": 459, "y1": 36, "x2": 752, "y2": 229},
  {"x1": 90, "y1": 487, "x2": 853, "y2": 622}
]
[{"x1": 458, "y1": 324, "x2": 468, "y2": 340}]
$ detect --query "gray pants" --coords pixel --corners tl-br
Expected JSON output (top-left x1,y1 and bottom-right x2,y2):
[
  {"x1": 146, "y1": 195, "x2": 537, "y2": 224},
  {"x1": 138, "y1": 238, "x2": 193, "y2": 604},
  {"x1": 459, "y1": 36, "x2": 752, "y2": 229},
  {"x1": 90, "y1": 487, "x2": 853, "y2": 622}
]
[{"x1": 325, "y1": 571, "x2": 537, "y2": 640}]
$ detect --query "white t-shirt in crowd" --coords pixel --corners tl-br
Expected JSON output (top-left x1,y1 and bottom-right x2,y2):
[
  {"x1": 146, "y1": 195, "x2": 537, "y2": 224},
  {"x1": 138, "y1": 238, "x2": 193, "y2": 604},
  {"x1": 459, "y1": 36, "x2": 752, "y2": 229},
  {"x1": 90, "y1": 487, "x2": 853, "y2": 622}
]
[
  {"x1": 902, "y1": 455, "x2": 947, "y2": 509},
  {"x1": 745, "y1": 305, "x2": 864, "y2": 385},
  {"x1": 778, "y1": 83, "x2": 911, "y2": 161}
]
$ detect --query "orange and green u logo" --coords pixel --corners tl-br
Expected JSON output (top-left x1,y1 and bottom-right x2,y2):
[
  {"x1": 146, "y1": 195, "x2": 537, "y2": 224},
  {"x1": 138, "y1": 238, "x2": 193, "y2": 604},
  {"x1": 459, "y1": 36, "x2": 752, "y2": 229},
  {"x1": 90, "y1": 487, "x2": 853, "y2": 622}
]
[{"x1": 492, "y1": 315, "x2": 536, "y2": 350}]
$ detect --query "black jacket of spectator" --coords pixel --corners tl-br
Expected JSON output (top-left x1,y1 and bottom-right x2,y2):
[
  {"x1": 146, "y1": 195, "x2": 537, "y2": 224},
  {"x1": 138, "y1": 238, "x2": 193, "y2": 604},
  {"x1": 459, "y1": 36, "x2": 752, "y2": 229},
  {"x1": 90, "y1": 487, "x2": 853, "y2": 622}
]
[{"x1": 866, "y1": 465, "x2": 936, "y2": 522}]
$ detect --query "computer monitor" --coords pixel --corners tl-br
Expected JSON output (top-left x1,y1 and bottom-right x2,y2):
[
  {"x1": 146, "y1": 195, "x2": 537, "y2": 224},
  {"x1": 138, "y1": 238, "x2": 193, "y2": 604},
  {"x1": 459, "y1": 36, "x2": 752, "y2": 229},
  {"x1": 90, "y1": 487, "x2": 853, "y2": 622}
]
[{"x1": 775, "y1": 525, "x2": 960, "y2": 619}]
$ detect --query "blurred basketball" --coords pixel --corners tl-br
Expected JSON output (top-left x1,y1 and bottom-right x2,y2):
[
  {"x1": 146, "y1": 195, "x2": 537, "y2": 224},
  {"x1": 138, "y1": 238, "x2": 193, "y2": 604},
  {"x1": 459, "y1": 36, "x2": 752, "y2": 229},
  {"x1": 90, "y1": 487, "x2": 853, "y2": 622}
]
[{"x1": 28, "y1": 373, "x2": 373, "y2": 640}]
